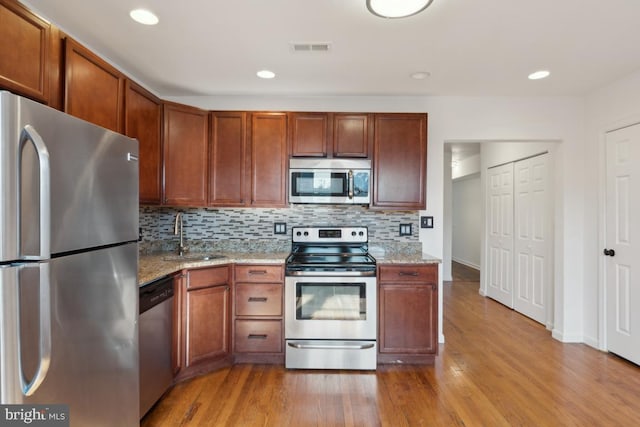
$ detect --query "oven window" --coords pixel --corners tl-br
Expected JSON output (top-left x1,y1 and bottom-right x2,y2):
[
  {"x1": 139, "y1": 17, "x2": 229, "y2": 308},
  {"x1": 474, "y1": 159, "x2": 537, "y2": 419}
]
[
  {"x1": 291, "y1": 172, "x2": 348, "y2": 196},
  {"x1": 296, "y1": 282, "x2": 366, "y2": 320}
]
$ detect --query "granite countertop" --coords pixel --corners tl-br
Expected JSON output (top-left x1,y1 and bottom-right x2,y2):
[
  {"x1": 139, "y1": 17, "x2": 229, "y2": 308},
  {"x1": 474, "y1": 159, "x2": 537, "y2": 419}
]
[
  {"x1": 139, "y1": 251, "x2": 289, "y2": 285},
  {"x1": 373, "y1": 252, "x2": 441, "y2": 265},
  {"x1": 139, "y1": 250, "x2": 441, "y2": 286}
]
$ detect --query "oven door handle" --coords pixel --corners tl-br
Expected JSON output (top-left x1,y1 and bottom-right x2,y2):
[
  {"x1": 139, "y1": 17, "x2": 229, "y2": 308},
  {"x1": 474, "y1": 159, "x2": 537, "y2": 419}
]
[{"x1": 287, "y1": 342, "x2": 374, "y2": 350}]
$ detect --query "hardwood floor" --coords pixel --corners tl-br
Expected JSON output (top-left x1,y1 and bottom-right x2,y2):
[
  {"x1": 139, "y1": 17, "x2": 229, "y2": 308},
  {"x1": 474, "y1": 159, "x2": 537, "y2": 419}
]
[{"x1": 142, "y1": 263, "x2": 640, "y2": 426}]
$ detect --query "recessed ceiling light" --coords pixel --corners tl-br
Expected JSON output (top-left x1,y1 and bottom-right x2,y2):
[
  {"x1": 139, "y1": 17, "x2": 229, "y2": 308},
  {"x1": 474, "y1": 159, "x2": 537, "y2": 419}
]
[
  {"x1": 411, "y1": 71, "x2": 431, "y2": 80},
  {"x1": 129, "y1": 9, "x2": 159, "y2": 26},
  {"x1": 257, "y1": 70, "x2": 276, "y2": 79},
  {"x1": 528, "y1": 70, "x2": 550, "y2": 80},
  {"x1": 367, "y1": 0, "x2": 434, "y2": 18}
]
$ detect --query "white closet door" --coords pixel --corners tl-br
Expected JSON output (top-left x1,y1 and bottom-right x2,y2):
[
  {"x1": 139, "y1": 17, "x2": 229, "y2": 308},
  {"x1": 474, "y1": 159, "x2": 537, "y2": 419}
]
[
  {"x1": 486, "y1": 163, "x2": 514, "y2": 308},
  {"x1": 513, "y1": 154, "x2": 551, "y2": 325},
  {"x1": 606, "y1": 124, "x2": 640, "y2": 365}
]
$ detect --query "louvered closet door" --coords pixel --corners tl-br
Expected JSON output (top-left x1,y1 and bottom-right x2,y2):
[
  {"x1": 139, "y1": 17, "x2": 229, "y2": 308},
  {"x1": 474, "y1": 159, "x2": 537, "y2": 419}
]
[
  {"x1": 486, "y1": 163, "x2": 515, "y2": 308},
  {"x1": 513, "y1": 154, "x2": 552, "y2": 325},
  {"x1": 606, "y1": 123, "x2": 640, "y2": 365}
]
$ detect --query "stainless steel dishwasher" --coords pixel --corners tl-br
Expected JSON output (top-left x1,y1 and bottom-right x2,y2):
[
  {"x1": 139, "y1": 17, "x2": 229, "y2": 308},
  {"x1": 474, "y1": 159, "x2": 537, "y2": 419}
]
[{"x1": 139, "y1": 275, "x2": 174, "y2": 417}]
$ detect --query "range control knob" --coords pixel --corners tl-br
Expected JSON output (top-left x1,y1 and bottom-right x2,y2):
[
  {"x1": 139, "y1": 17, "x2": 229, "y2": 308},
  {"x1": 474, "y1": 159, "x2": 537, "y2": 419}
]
[
  {"x1": 359, "y1": 231, "x2": 364, "y2": 236},
  {"x1": 304, "y1": 231, "x2": 309, "y2": 236},
  {"x1": 352, "y1": 231, "x2": 357, "y2": 236},
  {"x1": 296, "y1": 231, "x2": 302, "y2": 236}
]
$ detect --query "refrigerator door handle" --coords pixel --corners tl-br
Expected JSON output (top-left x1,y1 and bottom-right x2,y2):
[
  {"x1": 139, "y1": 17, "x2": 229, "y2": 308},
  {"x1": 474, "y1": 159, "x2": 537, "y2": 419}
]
[
  {"x1": 0, "y1": 264, "x2": 51, "y2": 401},
  {"x1": 19, "y1": 263, "x2": 52, "y2": 396},
  {"x1": 19, "y1": 125, "x2": 51, "y2": 259}
]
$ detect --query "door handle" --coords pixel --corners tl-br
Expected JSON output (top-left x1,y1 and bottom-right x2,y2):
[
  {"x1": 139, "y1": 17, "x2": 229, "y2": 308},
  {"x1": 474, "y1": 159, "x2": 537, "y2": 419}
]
[
  {"x1": 603, "y1": 248, "x2": 616, "y2": 257},
  {"x1": 19, "y1": 125, "x2": 51, "y2": 260}
]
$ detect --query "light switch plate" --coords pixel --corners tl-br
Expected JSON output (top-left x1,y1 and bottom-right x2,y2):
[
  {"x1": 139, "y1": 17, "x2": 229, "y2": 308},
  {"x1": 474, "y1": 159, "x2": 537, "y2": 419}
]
[
  {"x1": 421, "y1": 216, "x2": 434, "y2": 228},
  {"x1": 274, "y1": 222, "x2": 287, "y2": 234},
  {"x1": 399, "y1": 224, "x2": 412, "y2": 236}
]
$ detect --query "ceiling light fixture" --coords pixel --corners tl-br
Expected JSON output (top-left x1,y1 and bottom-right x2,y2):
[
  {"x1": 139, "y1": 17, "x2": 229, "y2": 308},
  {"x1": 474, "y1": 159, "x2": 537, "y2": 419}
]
[
  {"x1": 367, "y1": 0, "x2": 434, "y2": 18},
  {"x1": 411, "y1": 71, "x2": 431, "y2": 80},
  {"x1": 129, "y1": 9, "x2": 159, "y2": 25},
  {"x1": 528, "y1": 70, "x2": 550, "y2": 80},
  {"x1": 257, "y1": 70, "x2": 276, "y2": 79}
]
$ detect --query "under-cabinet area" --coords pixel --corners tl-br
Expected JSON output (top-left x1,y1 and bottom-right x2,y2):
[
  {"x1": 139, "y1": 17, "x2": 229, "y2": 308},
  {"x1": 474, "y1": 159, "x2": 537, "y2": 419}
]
[{"x1": 139, "y1": 253, "x2": 440, "y2": 387}]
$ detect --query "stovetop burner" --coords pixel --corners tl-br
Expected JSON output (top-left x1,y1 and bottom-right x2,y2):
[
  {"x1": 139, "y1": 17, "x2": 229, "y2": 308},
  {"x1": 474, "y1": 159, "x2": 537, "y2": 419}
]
[{"x1": 286, "y1": 226, "x2": 376, "y2": 276}]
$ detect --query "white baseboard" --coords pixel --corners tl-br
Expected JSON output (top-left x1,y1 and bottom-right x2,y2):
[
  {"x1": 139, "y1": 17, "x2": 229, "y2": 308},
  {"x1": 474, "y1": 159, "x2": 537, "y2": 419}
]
[
  {"x1": 452, "y1": 257, "x2": 480, "y2": 270},
  {"x1": 551, "y1": 329, "x2": 583, "y2": 343}
]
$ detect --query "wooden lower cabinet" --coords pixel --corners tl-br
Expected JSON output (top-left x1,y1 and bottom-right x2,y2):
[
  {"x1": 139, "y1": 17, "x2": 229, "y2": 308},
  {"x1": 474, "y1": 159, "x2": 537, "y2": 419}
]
[
  {"x1": 232, "y1": 264, "x2": 284, "y2": 364},
  {"x1": 378, "y1": 264, "x2": 438, "y2": 364},
  {"x1": 176, "y1": 265, "x2": 232, "y2": 381}
]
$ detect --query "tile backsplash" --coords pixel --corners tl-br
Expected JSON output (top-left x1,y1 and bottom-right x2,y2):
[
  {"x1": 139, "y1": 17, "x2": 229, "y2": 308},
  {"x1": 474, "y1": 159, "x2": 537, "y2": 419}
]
[{"x1": 140, "y1": 205, "x2": 421, "y2": 255}]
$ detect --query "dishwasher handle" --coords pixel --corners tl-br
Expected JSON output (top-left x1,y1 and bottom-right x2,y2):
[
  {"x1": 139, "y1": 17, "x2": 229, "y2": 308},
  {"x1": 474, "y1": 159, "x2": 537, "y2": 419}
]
[{"x1": 139, "y1": 276, "x2": 174, "y2": 314}]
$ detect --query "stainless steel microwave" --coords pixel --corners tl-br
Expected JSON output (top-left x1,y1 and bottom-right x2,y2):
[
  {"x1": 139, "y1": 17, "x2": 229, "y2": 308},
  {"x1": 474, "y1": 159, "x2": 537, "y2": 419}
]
[{"x1": 289, "y1": 158, "x2": 371, "y2": 205}]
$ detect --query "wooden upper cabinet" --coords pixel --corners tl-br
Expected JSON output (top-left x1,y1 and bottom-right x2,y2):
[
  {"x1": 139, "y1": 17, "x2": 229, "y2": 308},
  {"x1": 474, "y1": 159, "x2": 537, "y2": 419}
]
[
  {"x1": 372, "y1": 113, "x2": 427, "y2": 210},
  {"x1": 124, "y1": 81, "x2": 162, "y2": 204},
  {"x1": 333, "y1": 113, "x2": 371, "y2": 158},
  {"x1": 163, "y1": 102, "x2": 209, "y2": 206},
  {"x1": 64, "y1": 38, "x2": 124, "y2": 132},
  {"x1": 289, "y1": 112, "x2": 329, "y2": 157},
  {"x1": 0, "y1": 0, "x2": 50, "y2": 103},
  {"x1": 289, "y1": 112, "x2": 370, "y2": 158},
  {"x1": 209, "y1": 112, "x2": 248, "y2": 206},
  {"x1": 250, "y1": 112, "x2": 288, "y2": 207}
]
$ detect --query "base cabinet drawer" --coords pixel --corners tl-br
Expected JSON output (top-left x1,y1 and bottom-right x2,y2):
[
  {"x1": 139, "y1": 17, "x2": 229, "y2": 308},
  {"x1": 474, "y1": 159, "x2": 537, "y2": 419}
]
[
  {"x1": 235, "y1": 283, "x2": 282, "y2": 316},
  {"x1": 234, "y1": 320, "x2": 282, "y2": 353}
]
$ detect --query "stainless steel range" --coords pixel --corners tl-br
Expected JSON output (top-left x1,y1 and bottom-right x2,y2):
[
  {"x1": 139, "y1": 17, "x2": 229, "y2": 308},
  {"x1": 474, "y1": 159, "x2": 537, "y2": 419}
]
[{"x1": 285, "y1": 226, "x2": 377, "y2": 370}]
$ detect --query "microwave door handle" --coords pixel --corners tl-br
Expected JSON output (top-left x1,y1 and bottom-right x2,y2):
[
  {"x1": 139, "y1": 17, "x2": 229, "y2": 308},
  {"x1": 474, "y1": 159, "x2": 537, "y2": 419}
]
[{"x1": 348, "y1": 170, "x2": 354, "y2": 199}]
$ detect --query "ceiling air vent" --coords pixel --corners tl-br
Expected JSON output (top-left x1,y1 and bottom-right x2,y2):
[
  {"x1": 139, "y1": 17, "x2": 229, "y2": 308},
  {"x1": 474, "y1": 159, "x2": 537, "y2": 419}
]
[{"x1": 290, "y1": 43, "x2": 331, "y2": 53}]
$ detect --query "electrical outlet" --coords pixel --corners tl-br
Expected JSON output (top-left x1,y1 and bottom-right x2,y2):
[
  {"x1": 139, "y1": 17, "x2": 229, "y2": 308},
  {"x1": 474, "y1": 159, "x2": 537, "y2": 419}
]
[
  {"x1": 274, "y1": 222, "x2": 287, "y2": 234},
  {"x1": 399, "y1": 224, "x2": 412, "y2": 236},
  {"x1": 421, "y1": 216, "x2": 434, "y2": 229}
]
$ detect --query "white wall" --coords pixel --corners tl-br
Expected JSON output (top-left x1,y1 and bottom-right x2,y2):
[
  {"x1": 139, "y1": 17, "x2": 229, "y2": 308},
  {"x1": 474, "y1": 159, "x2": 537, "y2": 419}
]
[
  {"x1": 452, "y1": 153, "x2": 481, "y2": 180},
  {"x1": 452, "y1": 174, "x2": 481, "y2": 269},
  {"x1": 169, "y1": 94, "x2": 586, "y2": 344}
]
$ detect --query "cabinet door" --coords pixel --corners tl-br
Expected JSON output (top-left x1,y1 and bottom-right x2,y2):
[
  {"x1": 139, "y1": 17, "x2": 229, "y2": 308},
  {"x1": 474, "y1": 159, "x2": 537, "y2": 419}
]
[
  {"x1": 373, "y1": 113, "x2": 427, "y2": 209},
  {"x1": 209, "y1": 111, "x2": 248, "y2": 206},
  {"x1": 64, "y1": 38, "x2": 124, "y2": 132},
  {"x1": 250, "y1": 112, "x2": 288, "y2": 207},
  {"x1": 184, "y1": 284, "x2": 230, "y2": 367},
  {"x1": 379, "y1": 282, "x2": 437, "y2": 355},
  {"x1": 333, "y1": 113, "x2": 370, "y2": 158},
  {"x1": 289, "y1": 112, "x2": 329, "y2": 157},
  {"x1": 125, "y1": 80, "x2": 162, "y2": 204},
  {"x1": 0, "y1": 0, "x2": 50, "y2": 103},
  {"x1": 163, "y1": 102, "x2": 209, "y2": 206}
]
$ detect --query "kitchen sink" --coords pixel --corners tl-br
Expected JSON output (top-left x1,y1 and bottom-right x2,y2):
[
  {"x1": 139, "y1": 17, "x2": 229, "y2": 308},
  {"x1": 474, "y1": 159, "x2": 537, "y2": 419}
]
[{"x1": 162, "y1": 253, "x2": 226, "y2": 261}]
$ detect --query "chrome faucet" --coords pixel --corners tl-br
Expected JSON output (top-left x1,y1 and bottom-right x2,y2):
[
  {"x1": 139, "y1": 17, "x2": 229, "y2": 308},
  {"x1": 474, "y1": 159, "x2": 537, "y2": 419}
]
[{"x1": 174, "y1": 212, "x2": 188, "y2": 256}]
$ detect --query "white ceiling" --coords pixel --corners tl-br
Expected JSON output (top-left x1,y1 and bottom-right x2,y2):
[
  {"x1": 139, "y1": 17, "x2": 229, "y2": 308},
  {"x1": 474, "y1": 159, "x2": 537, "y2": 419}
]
[{"x1": 22, "y1": 0, "x2": 640, "y2": 98}]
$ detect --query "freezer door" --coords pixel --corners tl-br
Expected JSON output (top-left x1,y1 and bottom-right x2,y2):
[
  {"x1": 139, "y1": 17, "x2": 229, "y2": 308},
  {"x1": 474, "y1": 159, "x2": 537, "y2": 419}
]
[
  {"x1": 0, "y1": 243, "x2": 139, "y2": 426},
  {"x1": 0, "y1": 91, "x2": 139, "y2": 261}
]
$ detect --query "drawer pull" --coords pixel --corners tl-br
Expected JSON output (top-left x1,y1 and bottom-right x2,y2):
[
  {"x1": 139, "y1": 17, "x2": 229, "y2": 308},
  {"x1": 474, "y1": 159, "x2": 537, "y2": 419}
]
[
  {"x1": 248, "y1": 297, "x2": 268, "y2": 302},
  {"x1": 399, "y1": 271, "x2": 419, "y2": 276},
  {"x1": 249, "y1": 270, "x2": 268, "y2": 275},
  {"x1": 248, "y1": 334, "x2": 268, "y2": 340}
]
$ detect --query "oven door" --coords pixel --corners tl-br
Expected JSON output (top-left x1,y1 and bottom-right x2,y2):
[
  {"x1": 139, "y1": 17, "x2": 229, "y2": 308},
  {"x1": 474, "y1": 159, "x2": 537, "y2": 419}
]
[{"x1": 284, "y1": 275, "x2": 376, "y2": 340}]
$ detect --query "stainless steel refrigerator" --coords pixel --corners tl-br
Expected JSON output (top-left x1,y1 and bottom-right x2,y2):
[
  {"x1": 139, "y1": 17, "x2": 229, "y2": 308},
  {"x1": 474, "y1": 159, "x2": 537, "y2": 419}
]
[{"x1": 0, "y1": 91, "x2": 140, "y2": 426}]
